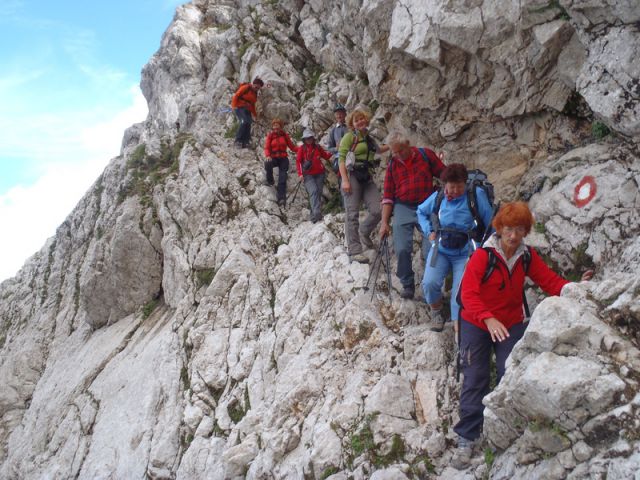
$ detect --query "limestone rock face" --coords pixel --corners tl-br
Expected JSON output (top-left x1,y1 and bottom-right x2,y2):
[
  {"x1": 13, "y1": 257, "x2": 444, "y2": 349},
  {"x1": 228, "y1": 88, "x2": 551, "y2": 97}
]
[
  {"x1": 484, "y1": 280, "x2": 640, "y2": 479},
  {"x1": 0, "y1": 0, "x2": 639, "y2": 478}
]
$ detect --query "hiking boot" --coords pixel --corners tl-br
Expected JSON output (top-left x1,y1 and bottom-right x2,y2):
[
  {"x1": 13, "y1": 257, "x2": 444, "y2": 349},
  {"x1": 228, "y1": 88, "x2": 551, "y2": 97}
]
[
  {"x1": 429, "y1": 309, "x2": 445, "y2": 332},
  {"x1": 359, "y1": 230, "x2": 375, "y2": 250},
  {"x1": 400, "y1": 285, "x2": 415, "y2": 299},
  {"x1": 451, "y1": 438, "x2": 475, "y2": 470},
  {"x1": 350, "y1": 253, "x2": 369, "y2": 264}
]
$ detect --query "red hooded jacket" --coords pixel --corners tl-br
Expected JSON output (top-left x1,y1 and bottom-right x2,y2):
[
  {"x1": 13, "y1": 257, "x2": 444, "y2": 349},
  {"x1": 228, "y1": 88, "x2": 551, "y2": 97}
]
[
  {"x1": 460, "y1": 245, "x2": 569, "y2": 331},
  {"x1": 296, "y1": 143, "x2": 332, "y2": 176}
]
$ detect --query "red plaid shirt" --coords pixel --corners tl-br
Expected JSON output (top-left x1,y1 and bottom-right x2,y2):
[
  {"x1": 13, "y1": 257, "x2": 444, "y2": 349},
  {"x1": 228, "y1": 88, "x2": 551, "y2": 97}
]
[{"x1": 382, "y1": 147, "x2": 445, "y2": 206}]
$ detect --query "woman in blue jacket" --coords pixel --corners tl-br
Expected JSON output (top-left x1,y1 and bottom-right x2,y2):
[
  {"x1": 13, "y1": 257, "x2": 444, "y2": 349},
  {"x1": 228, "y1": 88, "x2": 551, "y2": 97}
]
[{"x1": 417, "y1": 164, "x2": 493, "y2": 332}]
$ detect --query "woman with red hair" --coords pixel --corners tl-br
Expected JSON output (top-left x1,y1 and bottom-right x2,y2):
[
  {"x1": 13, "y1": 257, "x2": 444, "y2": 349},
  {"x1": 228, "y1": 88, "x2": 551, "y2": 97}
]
[{"x1": 451, "y1": 201, "x2": 594, "y2": 469}]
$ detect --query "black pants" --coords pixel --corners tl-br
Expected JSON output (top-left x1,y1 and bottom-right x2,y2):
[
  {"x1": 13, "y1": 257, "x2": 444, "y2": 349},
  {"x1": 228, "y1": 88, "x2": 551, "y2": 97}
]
[
  {"x1": 453, "y1": 319, "x2": 527, "y2": 441},
  {"x1": 234, "y1": 107, "x2": 252, "y2": 146},
  {"x1": 266, "y1": 157, "x2": 289, "y2": 202}
]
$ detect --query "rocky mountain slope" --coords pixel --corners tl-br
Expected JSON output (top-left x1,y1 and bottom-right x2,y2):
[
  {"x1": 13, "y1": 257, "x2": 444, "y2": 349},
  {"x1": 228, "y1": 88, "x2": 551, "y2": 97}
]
[{"x1": 1, "y1": 0, "x2": 639, "y2": 478}]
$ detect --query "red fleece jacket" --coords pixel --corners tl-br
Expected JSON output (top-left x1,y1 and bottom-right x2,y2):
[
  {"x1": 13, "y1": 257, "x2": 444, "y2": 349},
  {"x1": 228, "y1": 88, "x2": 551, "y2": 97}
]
[{"x1": 460, "y1": 246, "x2": 569, "y2": 331}]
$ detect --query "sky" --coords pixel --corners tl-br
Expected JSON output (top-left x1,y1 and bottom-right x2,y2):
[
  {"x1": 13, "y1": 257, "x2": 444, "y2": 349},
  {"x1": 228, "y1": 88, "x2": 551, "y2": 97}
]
[{"x1": 0, "y1": 0, "x2": 186, "y2": 281}]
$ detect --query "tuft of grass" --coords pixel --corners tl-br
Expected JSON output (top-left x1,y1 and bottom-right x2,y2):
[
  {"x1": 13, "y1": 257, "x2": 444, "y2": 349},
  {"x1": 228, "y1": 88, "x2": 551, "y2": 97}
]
[
  {"x1": 180, "y1": 365, "x2": 190, "y2": 390},
  {"x1": 196, "y1": 268, "x2": 216, "y2": 288},
  {"x1": 529, "y1": 0, "x2": 570, "y2": 20},
  {"x1": 592, "y1": 121, "x2": 611, "y2": 140},
  {"x1": 320, "y1": 466, "x2": 339, "y2": 480},
  {"x1": 224, "y1": 119, "x2": 239, "y2": 139},
  {"x1": 484, "y1": 447, "x2": 496, "y2": 468},
  {"x1": 238, "y1": 41, "x2": 252, "y2": 58},
  {"x1": 306, "y1": 65, "x2": 323, "y2": 92},
  {"x1": 142, "y1": 298, "x2": 159, "y2": 319},
  {"x1": 534, "y1": 222, "x2": 546, "y2": 233},
  {"x1": 227, "y1": 399, "x2": 247, "y2": 423},
  {"x1": 120, "y1": 135, "x2": 192, "y2": 206}
]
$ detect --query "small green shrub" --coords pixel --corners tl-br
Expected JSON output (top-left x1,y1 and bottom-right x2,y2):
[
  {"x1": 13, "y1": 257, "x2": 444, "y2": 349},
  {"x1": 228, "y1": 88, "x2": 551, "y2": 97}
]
[{"x1": 534, "y1": 222, "x2": 546, "y2": 233}]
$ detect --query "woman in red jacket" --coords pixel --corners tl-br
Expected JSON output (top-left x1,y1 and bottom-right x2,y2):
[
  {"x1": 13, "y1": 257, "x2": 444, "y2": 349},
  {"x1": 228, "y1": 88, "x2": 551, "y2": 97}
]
[
  {"x1": 296, "y1": 129, "x2": 332, "y2": 222},
  {"x1": 263, "y1": 118, "x2": 298, "y2": 206},
  {"x1": 451, "y1": 202, "x2": 594, "y2": 469}
]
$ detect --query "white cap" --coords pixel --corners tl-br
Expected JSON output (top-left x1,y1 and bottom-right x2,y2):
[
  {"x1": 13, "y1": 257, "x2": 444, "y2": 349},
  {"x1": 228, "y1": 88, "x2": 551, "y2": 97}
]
[{"x1": 302, "y1": 128, "x2": 315, "y2": 139}]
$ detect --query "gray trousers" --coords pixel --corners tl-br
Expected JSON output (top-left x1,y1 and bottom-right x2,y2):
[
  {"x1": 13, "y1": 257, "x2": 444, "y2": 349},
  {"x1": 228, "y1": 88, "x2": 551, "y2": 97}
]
[
  {"x1": 342, "y1": 175, "x2": 381, "y2": 255},
  {"x1": 304, "y1": 173, "x2": 325, "y2": 222},
  {"x1": 392, "y1": 202, "x2": 428, "y2": 289}
]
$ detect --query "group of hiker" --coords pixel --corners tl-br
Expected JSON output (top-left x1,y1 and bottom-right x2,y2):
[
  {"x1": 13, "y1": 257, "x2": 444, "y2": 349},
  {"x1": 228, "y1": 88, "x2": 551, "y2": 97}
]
[{"x1": 231, "y1": 78, "x2": 595, "y2": 470}]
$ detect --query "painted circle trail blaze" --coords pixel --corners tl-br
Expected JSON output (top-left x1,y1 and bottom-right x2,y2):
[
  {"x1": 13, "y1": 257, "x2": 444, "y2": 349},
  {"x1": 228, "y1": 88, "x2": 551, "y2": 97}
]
[{"x1": 573, "y1": 175, "x2": 597, "y2": 207}]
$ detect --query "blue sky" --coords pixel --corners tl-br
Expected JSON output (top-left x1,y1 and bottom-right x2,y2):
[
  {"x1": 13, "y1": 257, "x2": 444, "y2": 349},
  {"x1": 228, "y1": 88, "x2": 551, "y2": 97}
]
[{"x1": 0, "y1": 0, "x2": 186, "y2": 281}]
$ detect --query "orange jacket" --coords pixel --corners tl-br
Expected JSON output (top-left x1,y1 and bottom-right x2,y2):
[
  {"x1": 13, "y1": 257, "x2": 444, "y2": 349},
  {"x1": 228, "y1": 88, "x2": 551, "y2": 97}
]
[
  {"x1": 264, "y1": 130, "x2": 298, "y2": 158},
  {"x1": 231, "y1": 83, "x2": 258, "y2": 117}
]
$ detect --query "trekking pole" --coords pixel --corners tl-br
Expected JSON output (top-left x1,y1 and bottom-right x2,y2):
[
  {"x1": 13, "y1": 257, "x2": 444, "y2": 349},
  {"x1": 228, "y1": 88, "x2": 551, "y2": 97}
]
[
  {"x1": 364, "y1": 240, "x2": 385, "y2": 298},
  {"x1": 382, "y1": 237, "x2": 392, "y2": 297},
  {"x1": 289, "y1": 178, "x2": 303, "y2": 207}
]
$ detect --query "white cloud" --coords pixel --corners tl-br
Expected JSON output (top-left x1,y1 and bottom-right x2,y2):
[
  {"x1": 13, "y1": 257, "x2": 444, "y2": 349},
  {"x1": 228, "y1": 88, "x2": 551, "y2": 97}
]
[{"x1": 0, "y1": 87, "x2": 148, "y2": 282}]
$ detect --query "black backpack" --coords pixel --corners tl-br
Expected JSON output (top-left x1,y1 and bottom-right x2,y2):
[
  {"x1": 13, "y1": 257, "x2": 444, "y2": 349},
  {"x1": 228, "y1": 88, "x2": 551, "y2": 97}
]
[{"x1": 432, "y1": 169, "x2": 495, "y2": 243}]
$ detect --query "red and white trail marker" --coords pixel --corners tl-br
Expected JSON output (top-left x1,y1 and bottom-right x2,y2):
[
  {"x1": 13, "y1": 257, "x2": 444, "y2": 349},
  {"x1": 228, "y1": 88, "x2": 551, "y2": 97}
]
[{"x1": 573, "y1": 175, "x2": 597, "y2": 208}]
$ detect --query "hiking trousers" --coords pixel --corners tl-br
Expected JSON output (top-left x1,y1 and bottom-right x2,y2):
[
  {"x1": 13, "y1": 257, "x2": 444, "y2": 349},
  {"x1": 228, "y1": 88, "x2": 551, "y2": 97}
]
[
  {"x1": 342, "y1": 175, "x2": 381, "y2": 256},
  {"x1": 266, "y1": 157, "x2": 289, "y2": 202},
  {"x1": 304, "y1": 173, "x2": 325, "y2": 222},
  {"x1": 392, "y1": 202, "x2": 428, "y2": 289},
  {"x1": 422, "y1": 246, "x2": 468, "y2": 321},
  {"x1": 234, "y1": 107, "x2": 252, "y2": 146},
  {"x1": 454, "y1": 319, "x2": 528, "y2": 441}
]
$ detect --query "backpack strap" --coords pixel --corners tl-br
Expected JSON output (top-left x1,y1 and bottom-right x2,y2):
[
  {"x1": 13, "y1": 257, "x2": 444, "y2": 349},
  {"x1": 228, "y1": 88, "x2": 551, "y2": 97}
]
[
  {"x1": 480, "y1": 246, "x2": 533, "y2": 317},
  {"x1": 417, "y1": 147, "x2": 437, "y2": 171}
]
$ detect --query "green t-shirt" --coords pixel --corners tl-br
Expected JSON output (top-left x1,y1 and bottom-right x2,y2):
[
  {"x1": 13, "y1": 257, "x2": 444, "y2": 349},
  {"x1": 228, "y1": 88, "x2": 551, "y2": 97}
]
[{"x1": 338, "y1": 131, "x2": 378, "y2": 166}]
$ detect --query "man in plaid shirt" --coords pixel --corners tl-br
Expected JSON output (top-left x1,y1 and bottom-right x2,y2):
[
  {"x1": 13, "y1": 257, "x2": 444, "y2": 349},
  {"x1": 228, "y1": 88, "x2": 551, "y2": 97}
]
[{"x1": 379, "y1": 131, "x2": 445, "y2": 299}]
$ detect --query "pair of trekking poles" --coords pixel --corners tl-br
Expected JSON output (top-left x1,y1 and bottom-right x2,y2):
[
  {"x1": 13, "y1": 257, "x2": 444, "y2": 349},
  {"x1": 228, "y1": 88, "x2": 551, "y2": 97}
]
[{"x1": 364, "y1": 236, "x2": 392, "y2": 300}]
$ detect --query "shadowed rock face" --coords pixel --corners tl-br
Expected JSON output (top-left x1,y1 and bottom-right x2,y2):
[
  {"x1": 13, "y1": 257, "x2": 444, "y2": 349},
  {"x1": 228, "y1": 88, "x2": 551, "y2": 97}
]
[{"x1": 0, "y1": 1, "x2": 638, "y2": 478}]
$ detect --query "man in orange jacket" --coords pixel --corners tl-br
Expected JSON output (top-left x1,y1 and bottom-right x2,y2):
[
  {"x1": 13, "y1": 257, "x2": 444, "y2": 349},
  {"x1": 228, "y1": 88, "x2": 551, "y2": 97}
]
[{"x1": 231, "y1": 77, "x2": 264, "y2": 148}]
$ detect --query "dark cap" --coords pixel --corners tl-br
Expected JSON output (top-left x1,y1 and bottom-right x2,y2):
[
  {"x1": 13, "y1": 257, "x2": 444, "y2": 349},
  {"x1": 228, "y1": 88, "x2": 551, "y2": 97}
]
[{"x1": 333, "y1": 103, "x2": 346, "y2": 112}]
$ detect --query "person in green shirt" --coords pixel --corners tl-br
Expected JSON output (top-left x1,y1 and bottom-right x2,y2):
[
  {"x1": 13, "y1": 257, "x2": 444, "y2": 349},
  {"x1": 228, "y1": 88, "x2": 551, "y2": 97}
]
[{"x1": 338, "y1": 106, "x2": 389, "y2": 263}]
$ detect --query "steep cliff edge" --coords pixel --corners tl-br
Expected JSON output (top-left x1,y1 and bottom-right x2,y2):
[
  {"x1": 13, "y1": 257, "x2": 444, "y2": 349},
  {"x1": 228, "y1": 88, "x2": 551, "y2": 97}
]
[{"x1": 0, "y1": 1, "x2": 639, "y2": 478}]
